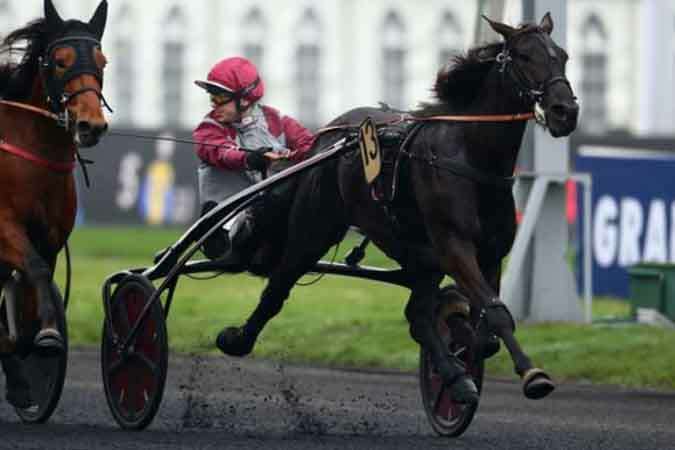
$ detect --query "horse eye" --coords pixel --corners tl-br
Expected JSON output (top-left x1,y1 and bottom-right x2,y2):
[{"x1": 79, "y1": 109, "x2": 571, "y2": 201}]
[{"x1": 54, "y1": 59, "x2": 68, "y2": 69}]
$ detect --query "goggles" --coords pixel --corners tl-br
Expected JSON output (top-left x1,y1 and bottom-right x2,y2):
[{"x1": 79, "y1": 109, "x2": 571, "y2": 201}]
[
  {"x1": 209, "y1": 92, "x2": 253, "y2": 111},
  {"x1": 200, "y1": 77, "x2": 260, "y2": 113}
]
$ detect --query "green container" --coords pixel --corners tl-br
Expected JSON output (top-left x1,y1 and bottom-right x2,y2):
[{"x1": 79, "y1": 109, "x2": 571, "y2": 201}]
[
  {"x1": 657, "y1": 264, "x2": 675, "y2": 321},
  {"x1": 627, "y1": 266, "x2": 664, "y2": 319}
]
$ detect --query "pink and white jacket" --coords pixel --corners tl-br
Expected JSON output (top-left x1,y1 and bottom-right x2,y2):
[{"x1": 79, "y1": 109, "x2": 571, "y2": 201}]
[
  {"x1": 193, "y1": 105, "x2": 314, "y2": 170},
  {"x1": 193, "y1": 104, "x2": 315, "y2": 204}
]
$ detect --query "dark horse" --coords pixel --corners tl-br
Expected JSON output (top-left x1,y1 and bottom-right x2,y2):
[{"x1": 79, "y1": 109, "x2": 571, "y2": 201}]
[
  {"x1": 217, "y1": 14, "x2": 579, "y2": 404},
  {"x1": 0, "y1": 0, "x2": 109, "y2": 408}
]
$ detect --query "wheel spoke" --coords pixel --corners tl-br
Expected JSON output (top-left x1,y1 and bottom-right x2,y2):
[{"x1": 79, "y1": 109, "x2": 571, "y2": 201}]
[
  {"x1": 107, "y1": 358, "x2": 124, "y2": 377},
  {"x1": 131, "y1": 352, "x2": 159, "y2": 377},
  {"x1": 111, "y1": 304, "x2": 131, "y2": 338},
  {"x1": 107, "y1": 353, "x2": 157, "y2": 386},
  {"x1": 126, "y1": 364, "x2": 141, "y2": 416}
]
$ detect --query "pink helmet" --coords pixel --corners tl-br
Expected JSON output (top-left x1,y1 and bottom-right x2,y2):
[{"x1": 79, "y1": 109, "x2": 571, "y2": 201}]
[{"x1": 194, "y1": 56, "x2": 264, "y2": 104}]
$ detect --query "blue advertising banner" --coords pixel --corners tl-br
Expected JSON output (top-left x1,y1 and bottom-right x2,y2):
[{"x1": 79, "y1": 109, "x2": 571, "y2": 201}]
[
  {"x1": 575, "y1": 144, "x2": 675, "y2": 298},
  {"x1": 75, "y1": 128, "x2": 200, "y2": 226}
]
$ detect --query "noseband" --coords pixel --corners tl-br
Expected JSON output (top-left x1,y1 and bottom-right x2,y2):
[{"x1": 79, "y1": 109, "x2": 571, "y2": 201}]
[{"x1": 39, "y1": 35, "x2": 112, "y2": 128}]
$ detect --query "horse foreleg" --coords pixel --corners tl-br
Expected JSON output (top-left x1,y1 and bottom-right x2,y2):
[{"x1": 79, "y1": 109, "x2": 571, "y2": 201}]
[
  {"x1": 434, "y1": 233, "x2": 554, "y2": 400},
  {"x1": 482, "y1": 301, "x2": 554, "y2": 399},
  {"x1": 404, "y1": 272, "x2": 479, "y2": 405},
  {"x1": 0, "y1": 222, "x2": 62, "y2": 355},
  {"x1": 0, "y1": 355, "x2": 34, "y2": 409},
  {"x1": 22, "y1": 246, "x2": 62, "y2": 355}
]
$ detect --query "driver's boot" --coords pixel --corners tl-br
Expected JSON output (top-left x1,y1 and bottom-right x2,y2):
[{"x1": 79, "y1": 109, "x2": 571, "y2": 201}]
[
  {"x1": 220, "y1": 208, "x2": 259, "y2": 269},
  {"x1": 199, "y1": 201, "x2": 230, "y2": 260}
]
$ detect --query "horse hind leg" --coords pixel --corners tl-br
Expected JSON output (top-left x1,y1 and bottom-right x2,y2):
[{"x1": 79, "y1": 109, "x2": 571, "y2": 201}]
[
  {"x1": 215, "y1": 234, "x2": 343, "y2": 357},
  {"x1": 216, "y1": 187, "x2": 349, "y2": 357},
  {"x1": 438, "y1": 286, "x2": 479, "y2": 356},
  {"x1": 215, "y1": 272, "x2": 295, "y2": 357}
]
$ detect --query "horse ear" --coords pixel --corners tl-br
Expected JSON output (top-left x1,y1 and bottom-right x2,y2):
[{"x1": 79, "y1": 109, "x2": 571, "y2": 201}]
[
  {"x1": 539, "y1": 12, "x2": 554, "y2": 35},
  {"x1": 88, "y1": 0, "x2": 108, "y2": 40},
  {"x1": 482, "y1": 15, "x2": 517, "y2": 40},
  {"x1": 44, "y1": 0, "x2": 64, "y2": 31}
]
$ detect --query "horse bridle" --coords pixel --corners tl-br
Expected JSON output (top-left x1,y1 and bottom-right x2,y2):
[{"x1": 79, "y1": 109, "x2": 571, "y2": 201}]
[
  {"x1": 494, "y1": 29, "x2": 574, "y2": 125},
  {"x1": 39, "y1": 34, "x2": 112, "y2": 129}
]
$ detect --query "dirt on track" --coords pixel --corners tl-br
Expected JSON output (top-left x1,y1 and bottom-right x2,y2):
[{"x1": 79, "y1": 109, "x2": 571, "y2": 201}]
[{"x1": 1, "y1": 347, "x2": 675, "y2": 450}]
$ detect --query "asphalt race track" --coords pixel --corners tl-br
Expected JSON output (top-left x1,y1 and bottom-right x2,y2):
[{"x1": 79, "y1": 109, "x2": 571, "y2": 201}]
[{"x1": 0, "y1": 348, "x2": 674, "y2": 450}]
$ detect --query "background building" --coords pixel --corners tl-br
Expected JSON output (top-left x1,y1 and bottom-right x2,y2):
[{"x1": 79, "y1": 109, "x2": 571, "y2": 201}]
[
  {"x1": 4, "y1": 1, "x2": 675, "y2": 299},
  {"x1": 5, "y1": 0, "x2": 670, "y2": 136}
]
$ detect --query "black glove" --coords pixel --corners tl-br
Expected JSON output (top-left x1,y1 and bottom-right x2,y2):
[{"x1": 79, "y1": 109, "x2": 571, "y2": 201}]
[{"x1": 245, "y1": 152, "x2": 267, "y2": 171}]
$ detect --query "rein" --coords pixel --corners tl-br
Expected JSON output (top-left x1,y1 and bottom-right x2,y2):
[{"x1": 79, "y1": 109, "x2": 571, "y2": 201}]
[
  {"x1": 107, "y1": 130, "x2": 261, "y2": 153},
  {"x1": 316, "y1": 111, "x2": 534, "y2": 136},
  {"x1": 415, "y1": 112, "x2": 534, "y2": 122},
  {"x1": 0, "y1": 100, "x2": 58, "y2": 121}
]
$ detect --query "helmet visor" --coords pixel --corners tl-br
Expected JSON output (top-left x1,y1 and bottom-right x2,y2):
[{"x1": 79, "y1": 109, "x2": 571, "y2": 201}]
[{"x1": 195, "y1": 80, "x2": 234, "y2": 96}]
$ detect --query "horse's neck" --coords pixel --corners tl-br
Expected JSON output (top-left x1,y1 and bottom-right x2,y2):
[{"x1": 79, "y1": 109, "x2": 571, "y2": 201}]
[
  {"x1": 26, "y1": 77, "x2": 51, "y2": 111},
  {"x1": 463, "y1": 69, "x2": 529, "y2": 176},
  {"x1": 1, "y1": 78, "x2": 74, "y2": 159}
]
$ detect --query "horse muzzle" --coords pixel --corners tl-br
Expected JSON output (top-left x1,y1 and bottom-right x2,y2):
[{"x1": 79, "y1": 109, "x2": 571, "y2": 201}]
[
  {"x1": 75, "y1": 119, "x2": 108, "y2": 147},
  {"x1": 542, "y1": 101, "x2": 579, "y2": 138}
]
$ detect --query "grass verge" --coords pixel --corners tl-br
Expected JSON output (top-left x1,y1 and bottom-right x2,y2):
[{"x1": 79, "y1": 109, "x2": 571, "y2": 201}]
[{"x1": 57, "y1": 227, "x2": 675, "y2": 390}]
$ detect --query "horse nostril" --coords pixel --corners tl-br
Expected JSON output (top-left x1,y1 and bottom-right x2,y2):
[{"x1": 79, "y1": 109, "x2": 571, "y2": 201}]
[
  {"x1": 77, "y1": 121, "x2": 92, "y2": 135},
  {"x1": 550, "y1": 103, "x2": 579, "y2": 122}
]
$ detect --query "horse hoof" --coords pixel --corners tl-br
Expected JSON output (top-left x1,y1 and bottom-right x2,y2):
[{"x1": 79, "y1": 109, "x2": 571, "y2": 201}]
[
  {"x1": 215, "y1": 327, "x2": 255, "y2": 357},
  {"x1": 33, "y1": 328, "x2": 65, "y2": 357},
  {"x1": 450, "y1": 375, "x2": 479, "y2": 406},
  {"x1": 522, "y1": 368, "x2": 555, "y2": 400},
  {"x1": 6, "y1": 385, "x2": 35, "y2": 410}
]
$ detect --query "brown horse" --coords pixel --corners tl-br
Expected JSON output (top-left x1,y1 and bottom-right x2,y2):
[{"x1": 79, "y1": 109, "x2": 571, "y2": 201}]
[
  {"x1": 216, "y1": 14, "x2": 579, "y2": 406},
  {"x1": 0, "y1": 0, "x2": 109, "y2": 408}
]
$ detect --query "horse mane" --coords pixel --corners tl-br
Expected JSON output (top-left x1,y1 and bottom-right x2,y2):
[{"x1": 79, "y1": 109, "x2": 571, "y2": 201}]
[
  {"x1": 414, "y1": 24, "x2": 539, "y2": 117},
  {"x1": 0, "y1": 18, "x2": 49, "y2": 100},
  {"x1": 413, "y1": 42, "x2": 502, "y2": 117}
]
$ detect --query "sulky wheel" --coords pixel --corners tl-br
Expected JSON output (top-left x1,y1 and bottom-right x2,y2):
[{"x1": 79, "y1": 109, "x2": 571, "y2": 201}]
[
  {"x1": 101, "y1": 274, "x2": 168, "y2": 430},
  {"x1": 14, "y1": 283, "x2": 68, "y2": 424},
  {"x1": 419, "y1": 313, "x2": 485, "y2": 437}
]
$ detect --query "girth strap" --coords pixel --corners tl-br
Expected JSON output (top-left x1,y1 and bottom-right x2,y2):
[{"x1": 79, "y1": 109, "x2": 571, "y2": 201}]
[{"x1": 394, "y1": 123, "x2": 515, "y2": 189}]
